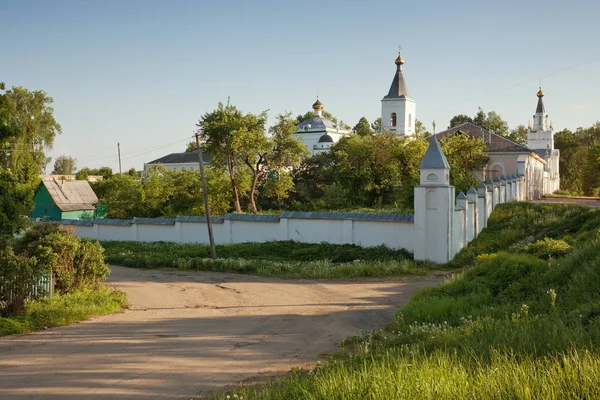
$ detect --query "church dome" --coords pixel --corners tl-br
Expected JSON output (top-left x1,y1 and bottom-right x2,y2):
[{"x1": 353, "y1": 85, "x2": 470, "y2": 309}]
[
  {"x1": 394, "y1": 54, "x2": 404, "y2": 66},
  {"x1": 312, "y1": 98, "x2": 324, "y2": 110},
  {"x1": 318, "y1": 134, "x2": 333, "y2": 143},
  {"x1": 537, "y1": 87, "x2": 545, "y2": 98}
]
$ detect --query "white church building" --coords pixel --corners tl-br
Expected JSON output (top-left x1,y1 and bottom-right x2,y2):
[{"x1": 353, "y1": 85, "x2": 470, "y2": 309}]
[{"x1": 295, "y1": 98, "x2": 351, "y2": 155}]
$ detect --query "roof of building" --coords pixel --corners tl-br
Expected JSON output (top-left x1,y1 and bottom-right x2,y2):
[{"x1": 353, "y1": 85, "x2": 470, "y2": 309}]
[
  {"x1": 40, "y1": 179, "x2": 98, "y2": 212},
  {"x1": 430, "y1": 122, "x2": 532, "y2": 153},
  {"x1": 536, "y1": 96, "x2": 545, "y2": 114},
  {"x1": 384, "y1": 55, "x2": 410, "y2": 99},
  {"x1": 318, "y1": 134, "x2": 334, "y2": 143},
  {"x1": 146, "y1": 150, "x2": 212, "y2": 165},
  {"x1": 296, "y1": 115, "x2": 348, "y2": 134},
  {"x1": 420, "y1": 136, "x2": 450, "y2": 169}
]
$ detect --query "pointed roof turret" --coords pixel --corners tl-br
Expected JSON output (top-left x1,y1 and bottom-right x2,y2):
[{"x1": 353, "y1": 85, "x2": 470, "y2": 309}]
[
  {"x1": 384, "y1": 51, "x2": 410, "y2": 99},
  {"x1": 419, "y1": 136, "x2": 450, "y2": 169},
  {"x1": 536, "y1": 87, "x2": 545, "y2": 114}
]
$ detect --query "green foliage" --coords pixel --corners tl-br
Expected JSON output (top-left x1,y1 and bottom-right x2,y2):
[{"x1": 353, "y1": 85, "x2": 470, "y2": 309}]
[
  {"x1": 439, "y1": 133, "x2": 487, "y2": 193},
  {"x1": 524, "y1": 237, "x2": 571, "y2": 259},
  {"x1": 1, "y1": 86, "x2": 61, "y2": 185},
  {"x1": 93, "y1": 174, "x2": 143, "y2": 219},
  {"x1": 52, "y1": 155, "x2": 76, "y2": 175},
  {"x1": 75, "y1": 168, "x2": 88, "y2": 180},
  {"x1": 555, "y1": 123, "x2": 600, "y2": 195},
  {"x1": 448, "y1": 107, "x2": 509, "y2": 138},
  {"x1": 507, "y1": 124, "x2": 528, "y2": 146},
  {"x1": 0, "y1": 287, "x2": 126, "y2": 336},
  {"x1": 101, "y1": 240, "x2": 432, "y2": 279},
  {"x1": 353, "y1": 117, "x2": 371, "y2": 136},
  {"x1": 17, "y1": 224, "x2": 109, "y2": 293},
  {"x1": 0, "y1": 169, "x2": 32, "y2": 241},
  {"x1": 94, "y1": 166, "x2": 235, "y2": 218}
]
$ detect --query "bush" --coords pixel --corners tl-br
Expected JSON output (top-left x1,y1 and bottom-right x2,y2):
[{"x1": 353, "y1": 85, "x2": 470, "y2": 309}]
[
  {"x1": 17, "y1": 224, "x2": 109, "y2": 293},
  {"x1": 524, "y1": 237, "x2": 571, "y2": 259}
]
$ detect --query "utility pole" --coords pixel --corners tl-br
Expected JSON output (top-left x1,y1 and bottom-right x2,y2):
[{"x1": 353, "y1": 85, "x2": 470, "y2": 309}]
[
  {"x1": 117, "y1": 142, "x2": 122, "y2": 174},
  {"x1": 195, "y1": 131, "x2": 217, "y2": 258}
]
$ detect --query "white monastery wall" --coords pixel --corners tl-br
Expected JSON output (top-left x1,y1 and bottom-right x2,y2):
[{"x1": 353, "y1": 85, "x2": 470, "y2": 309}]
[
  {"x1": 59, "y1": 213, "x2": 416, "y2": 252},
  {"x1": 59, "y1": 143, "x2": 534, "y2": 264}
]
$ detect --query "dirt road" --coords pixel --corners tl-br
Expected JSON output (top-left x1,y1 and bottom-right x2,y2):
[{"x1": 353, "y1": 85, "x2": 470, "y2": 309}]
[{"x1": 0, "y1": 266, "x2": 448, "y2": 399}]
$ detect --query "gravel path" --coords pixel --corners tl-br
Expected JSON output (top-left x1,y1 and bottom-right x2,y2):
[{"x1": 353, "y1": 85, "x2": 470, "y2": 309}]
[{"x1": 0, "y1": 266, "x2": 449, "y2": 399}]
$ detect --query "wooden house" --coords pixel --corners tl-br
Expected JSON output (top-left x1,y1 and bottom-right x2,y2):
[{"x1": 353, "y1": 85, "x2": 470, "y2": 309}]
[{"x1": 31, "y1": 179, "x2": 98, "y2": 221}]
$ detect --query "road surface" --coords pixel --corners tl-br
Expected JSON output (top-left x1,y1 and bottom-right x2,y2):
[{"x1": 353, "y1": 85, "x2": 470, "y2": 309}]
[{"x1": 0, "y1": 266, "x2": 448, "y2": 399}]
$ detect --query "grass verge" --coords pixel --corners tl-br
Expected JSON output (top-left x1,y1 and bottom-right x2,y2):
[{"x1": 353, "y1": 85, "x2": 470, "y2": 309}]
[
  {"x1": 0, "y1": 286, "x2": 127, "y2": 336},
  {"x1": 102, "y1": 241, "x2": 438, "y2": 279},
  {"x1": 210, "y1": 203, "x2": 600, "y2": 399}
]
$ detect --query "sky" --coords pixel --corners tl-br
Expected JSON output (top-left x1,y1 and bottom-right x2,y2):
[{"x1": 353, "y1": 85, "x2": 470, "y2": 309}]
[{"x1": 2, "y1": 0, "x2": 599, "y2": 172}]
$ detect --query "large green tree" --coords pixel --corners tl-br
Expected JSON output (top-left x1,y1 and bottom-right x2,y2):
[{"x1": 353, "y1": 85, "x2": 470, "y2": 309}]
[
  {"x1": 1, "y1": 86, "x2": 61, "y2": 185},
  {"x1": 197, "y1": 101, "x2": 249, "y2": 212}
]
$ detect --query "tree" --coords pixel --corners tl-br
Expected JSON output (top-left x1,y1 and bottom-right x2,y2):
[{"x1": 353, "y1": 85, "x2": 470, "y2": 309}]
[
  {"x1": 353, "y1": 117, "x2": 372, "y2": 136},
  {"x1": 93, "y1": 174, "x2": 143, "y2": 219},
  {"x1": 330, "y1": 133, "x2": 426, "y2": 207},
  {"x1": 76, "y1": 168, "x2": 89, "y2": 180},
  {"x1": 415, "y1": 119, "x2": 431, "y2": 138},
  {"x1": 448, "y1": 114, "x2": 473, "y2": 128},
  {"x1": 439, "y1": 134, "x2": 488, "y2": 193},
  {"x1": 1, "y1": 86, "x2": 61, "y2": 185},
  {"x1": 449, "y1": 108, "x2": 509, "y2": 138},
  {"x1": 128, "y1": 167, "x2": 137, "y2": 178},
  {"x1": 235, "y1": 112, "x2": 306, "y2": 213},
  {"x1": 96, "y1": 166, "x2": 113, "y2": 180},
  {"x1": 197, "y1": 101, "x2": 248, "y2": 212},
  {"x1": 507, "y1": 125, "x2": 528, "y2": 146},
  {"x1": 52, "y1": 155, "x2": 76, "y2": 175},
  {"x1": 371, "y1": 117, "x2": 382, "y2": 134},
  {"x1": 185, "y1": 141, "x2": 198, "y2": 152}
]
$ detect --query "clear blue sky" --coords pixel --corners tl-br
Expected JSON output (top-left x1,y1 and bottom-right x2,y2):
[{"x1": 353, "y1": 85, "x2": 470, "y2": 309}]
[{"x1": 2, "y1": 0, "x2": 599, "y2": 172}]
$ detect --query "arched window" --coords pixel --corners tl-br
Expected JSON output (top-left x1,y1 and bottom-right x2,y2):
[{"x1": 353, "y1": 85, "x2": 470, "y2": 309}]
[
  {"x1": 391, "y1": 113, "x2": 397, "y2": 127},
  {"x1": 408, "y1": 113, "x2": 412, "y2": 128}
]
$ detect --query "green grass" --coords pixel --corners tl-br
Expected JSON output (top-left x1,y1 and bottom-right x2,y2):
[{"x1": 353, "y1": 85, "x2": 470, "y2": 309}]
[
  {"x1": 209, "y1": 203, "x2": 600, "y2": 399},
  {"x1": 0, "y1": 286, "x2": 127, "y2": 336},
  {"x1": 102, "y1": 241, "x2": 438, "y2": 279}
]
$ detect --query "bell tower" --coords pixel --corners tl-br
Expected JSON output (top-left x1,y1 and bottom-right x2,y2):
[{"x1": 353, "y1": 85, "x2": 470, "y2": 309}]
[
  {"x1": 527, "y1": 87, "x2": 553, "y2": 151},
  {"x1": 381, "y1": 47, "x2": 416, "y2": 136}
]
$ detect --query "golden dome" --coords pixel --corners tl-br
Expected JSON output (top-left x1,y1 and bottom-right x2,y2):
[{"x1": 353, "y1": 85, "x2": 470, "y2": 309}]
[
  {"x1": 312, "y1": 97, "x2": 324, "y2": 111},
  {"x1": 395, "y1": 54, "x2": 405, "y2": 66},
  {"x1": 537, "y1": 87, "x2": 544, "y2": 98}
]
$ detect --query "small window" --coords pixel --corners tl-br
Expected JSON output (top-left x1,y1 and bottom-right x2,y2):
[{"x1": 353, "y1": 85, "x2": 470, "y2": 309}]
[
  {"x1": 391, "y1": 113, "x2": 397, "y2": 127},
  {"x1": 409, "y1": 113, "x2": 412, "y2": 128},
  {"x1": 44, "y1": 208, "x2": 48, "y2": 214}
]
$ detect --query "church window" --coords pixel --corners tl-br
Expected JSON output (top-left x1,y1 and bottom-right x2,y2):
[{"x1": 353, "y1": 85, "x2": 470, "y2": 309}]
[
  {"x1": 408, "y1": 113, "x2": 412, "y2": 128},
  {"x1": 391, "y1": 113, "x2": 397, "y2": 127}
]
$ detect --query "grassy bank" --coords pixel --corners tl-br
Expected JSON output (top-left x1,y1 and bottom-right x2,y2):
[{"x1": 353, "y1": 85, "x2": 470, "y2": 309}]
[
  {"x1": 0, "y1": 286, "x2": 127, "y2": 336},
  {"x1": 102, "y1": 241, "x2": 438, "y2": 279},
  {"x1": 211, "y1": 203, "x2": 600, "y2": 399}
]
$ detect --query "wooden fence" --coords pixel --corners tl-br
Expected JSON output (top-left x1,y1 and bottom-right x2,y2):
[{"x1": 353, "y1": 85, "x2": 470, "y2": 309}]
[{"x1": 0, "y1": 273, "x2": 54, "y2": 303}]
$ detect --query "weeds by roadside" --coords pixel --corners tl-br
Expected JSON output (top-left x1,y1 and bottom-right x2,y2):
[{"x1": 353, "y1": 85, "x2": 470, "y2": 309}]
[
  {"x1": 0, "y1": 286, "x2": 127, "y2": 336},
  {"x1": 102, "y1": 241, "x2": 438, "y2": 279}
]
